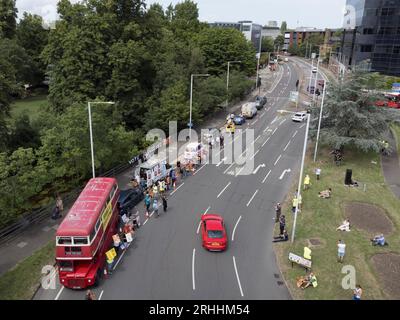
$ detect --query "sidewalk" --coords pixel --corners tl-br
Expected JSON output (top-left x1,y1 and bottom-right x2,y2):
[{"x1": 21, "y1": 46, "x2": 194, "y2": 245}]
[
  {"x1": 381, "y1": 129, "x2": 400, "y2": 199},
  {"x1": 0, "y1": 66, "x2": 280, "y2": 277}
]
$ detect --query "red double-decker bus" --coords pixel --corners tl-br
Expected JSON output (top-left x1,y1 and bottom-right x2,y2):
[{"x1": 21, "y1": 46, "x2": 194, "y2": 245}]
[{"x1": 55, "y1": 177, "x2": 120, "y2": 289}]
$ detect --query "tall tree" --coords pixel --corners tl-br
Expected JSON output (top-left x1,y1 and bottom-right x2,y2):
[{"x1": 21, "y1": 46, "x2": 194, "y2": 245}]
[
  {"x1": 0, "y1": 0, "x2": 17, "y2": 39},
  {"x1": 310, "y1": 70, "x2": 399, "y2": 152},
  {"x1": 280, "y1": 21, "x2": 287, "y2": 34},
  {"x1": 274, "y1": 35, "x2": 285, "y2": 48},
  {"x1": 16, "y1": 13, "x2": 49, "y2": 86},
  {"x1": 261, "y1": 36, "x2": 274, "y2": 53}
]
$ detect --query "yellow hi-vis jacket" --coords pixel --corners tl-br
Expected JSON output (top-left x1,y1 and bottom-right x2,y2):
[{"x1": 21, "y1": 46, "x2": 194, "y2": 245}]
[
  {"x1": 292, "y1": 198, "x2": 298, "y2": 208},
  {"x1": 304, "y1": 175, "x2": 310, "y2": 185}
]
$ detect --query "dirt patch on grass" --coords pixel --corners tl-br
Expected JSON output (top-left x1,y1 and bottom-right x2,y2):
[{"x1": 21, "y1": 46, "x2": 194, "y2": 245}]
[
  {"x1": 308, "y1": 238, "x2": 324, "y2": 248},
  {"x1": 371, "y1": 253, "x2": 400, "y2": 299},
  {"x1": 343, "y1": 202, "x2": 394, "y2": 235}
]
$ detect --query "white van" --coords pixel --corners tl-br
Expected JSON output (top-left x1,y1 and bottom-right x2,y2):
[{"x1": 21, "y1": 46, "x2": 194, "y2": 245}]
[{"x1": 241, "y1": 102, "x2": 257, "y2": 119}]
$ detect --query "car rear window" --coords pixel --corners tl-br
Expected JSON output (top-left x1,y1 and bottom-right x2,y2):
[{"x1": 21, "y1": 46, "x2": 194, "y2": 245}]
[{"x1": 207, "y1": 230, "x2": 223, "y2": 239}]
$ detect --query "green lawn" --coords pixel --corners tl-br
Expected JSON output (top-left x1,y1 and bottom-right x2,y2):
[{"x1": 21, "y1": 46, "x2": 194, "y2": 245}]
[
  {"x1": 275, "y1": 146, "x2": 400, "y2": 300},
  {"x1": 10, "y1": 95, "x2": 48, "y2": 121},
  {"x1": 0, "y1": 240, "x2": 55, "y2": 300}
]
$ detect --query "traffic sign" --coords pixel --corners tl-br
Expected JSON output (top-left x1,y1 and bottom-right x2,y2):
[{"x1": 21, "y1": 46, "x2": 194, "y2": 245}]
[{"x1": 290, "y1": 91, "x2": 299, "y2": 103}]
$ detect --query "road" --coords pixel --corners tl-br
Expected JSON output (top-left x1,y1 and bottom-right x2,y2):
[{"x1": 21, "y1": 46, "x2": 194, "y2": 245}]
[{"x1": 35, "y1": 60, "x2": 308, "y2": 300}]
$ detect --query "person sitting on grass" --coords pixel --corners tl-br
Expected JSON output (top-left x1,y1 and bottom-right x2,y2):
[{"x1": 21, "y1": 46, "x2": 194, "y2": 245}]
[
  {"x1": 318, "y1": 188, "x2": 332, "y2": 198},
  {"x1": 297, "y1": 272, "x2": 318, "y2": 289},
  {"x1": 273, "y1": 229, "x2": 289, "y2": 242},
  {"x1": 337, "y1": 219, "x2": 351, "y2": 232},
  {"x1": 371, "y1": 234, "x2": 387, "y2": 246}
]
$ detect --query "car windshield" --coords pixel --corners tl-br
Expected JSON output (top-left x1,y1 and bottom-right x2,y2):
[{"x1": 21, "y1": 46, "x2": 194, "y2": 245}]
[
  {"x1": 295, "y1": 113, "x2": 303, "y2": 117},
  {"x1": 207, "y1": 230, "x2": 223, "y2": 239}
]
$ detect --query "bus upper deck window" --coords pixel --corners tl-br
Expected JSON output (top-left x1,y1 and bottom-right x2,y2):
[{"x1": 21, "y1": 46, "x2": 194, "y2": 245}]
[{"x1": 57, "y1": 237, "x2": 72, "y2": 245}]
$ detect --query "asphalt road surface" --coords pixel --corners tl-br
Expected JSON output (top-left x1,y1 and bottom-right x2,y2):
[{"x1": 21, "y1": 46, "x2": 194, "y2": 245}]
[{"x1": 35, "y1": 60, "x2": 308, "y2": 300}]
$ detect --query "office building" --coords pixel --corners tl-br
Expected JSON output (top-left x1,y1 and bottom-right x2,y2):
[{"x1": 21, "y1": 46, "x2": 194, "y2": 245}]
[{"x1": 341, "y1": 0, "x2": 400, "y2": 76}]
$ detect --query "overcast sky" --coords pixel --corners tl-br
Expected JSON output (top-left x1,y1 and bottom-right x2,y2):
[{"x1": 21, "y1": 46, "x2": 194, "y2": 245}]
[{"x1": 16, "y1": 0, "x2": 347, "y2": 29}]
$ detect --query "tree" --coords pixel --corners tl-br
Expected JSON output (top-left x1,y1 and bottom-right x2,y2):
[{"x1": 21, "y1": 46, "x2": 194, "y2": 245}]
[
  {"x1": 8, "y1": 113, "x2": 41, "y2": 150},
  {"x1": 197, "y1": 27, "x2": 256, "y2": 76},
  {"x1": 0, "y1": 0, "x2": 18, "y2": 39},
  {"x1": 310, "y1": 70, "x2": 399, "y2": 152},
  {"x1": 170, "y1": 0, "x2": 201, "y2": 42},
  {"x1": 280, "y1": 21, "x2": 287, "y2": 34},
  {"x1": 16, "y1": 12, "x2": 49, "y2": 86},
  {"x1": 261, "y1": 36, "x2": 274, "y2": 53},
  {"x1": 274, "y1": 35, "x2": 285, "y2": 48}
]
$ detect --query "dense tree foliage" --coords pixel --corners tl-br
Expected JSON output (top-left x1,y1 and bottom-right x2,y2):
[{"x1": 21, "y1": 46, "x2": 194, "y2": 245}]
[
  {"x1": 0, "y1": 0, "x2": 258, "y2": 225},
  {"x1": 309, "y1": 70, "x2": 400, "y2": 152}
]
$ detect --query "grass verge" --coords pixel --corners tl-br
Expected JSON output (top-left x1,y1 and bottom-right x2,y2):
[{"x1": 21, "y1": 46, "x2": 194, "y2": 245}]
[
  {"x1": 10, "y1": 95, "x2": 48, "y2": 121},
  {"x1": 0, "y1": 240, "x2": 55, "y2": 300},
  {"x1": 274, "y1": 146, "x2": 400, "y2": 300}
]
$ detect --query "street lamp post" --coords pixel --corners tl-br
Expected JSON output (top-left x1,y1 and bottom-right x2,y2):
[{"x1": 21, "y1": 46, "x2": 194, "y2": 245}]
[
  {"x1": 256, "y1": 34, "x2": 263, "y2": 89},
  {"x1": 312, "y1": 58, "x2": 321, "y2": 102},
  {"x1": 87, "y1": 101, "x2": 115, "y2": 178},
  {"x1": 308, "y1": 56, "x2": 315, "y2": 94},
  {"x1": 313, "y1": 81, "x2": 328, "y2": 162},
  {"x1": 226, "y1": 61, "x2": 241, "y2": 106},
  {"x1": 291, "y1": 113, "x2": 311, "y2": 243},
  {"x1": 189, "y1": 74, "x2": 210, "y2": 140}
]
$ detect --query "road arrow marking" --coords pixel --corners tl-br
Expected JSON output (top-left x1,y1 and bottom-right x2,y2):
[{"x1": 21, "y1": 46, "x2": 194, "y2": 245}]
[
  {"x1": 279, "y1": 169, "x2": 292, "y2": 180},
  {"x1": 253, "y1": 164, "x2": 266, "y2": 174}
]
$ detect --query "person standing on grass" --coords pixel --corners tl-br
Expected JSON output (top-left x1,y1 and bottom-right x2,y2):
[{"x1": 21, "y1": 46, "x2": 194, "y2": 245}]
[
  {"x1": 303, "y1": 174, "x2": 311, "y2": 190},
  {"x1": 315, "y1": 168, "x2": 321, "y2": 181},
  {"x1": 292, "y1": 196, "x2": 298, "y2": 214},
  {"x1": 279, "y1": 215, "x2": 286, "y2": 235},
  {"x1": 353, "y1": 285, "x2": 363, "y2": 300},
  {"x1": 337, "y1": 239, "x2": 346, "y2": 263},
  {"x1": 275, "y1": 203, "x2": 282, "y2": 222}
]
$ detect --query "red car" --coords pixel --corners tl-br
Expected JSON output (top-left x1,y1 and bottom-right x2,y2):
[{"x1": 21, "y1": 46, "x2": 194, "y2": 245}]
[{"x1": 200, "y1": 214, "x2": 227, "y2": 251}]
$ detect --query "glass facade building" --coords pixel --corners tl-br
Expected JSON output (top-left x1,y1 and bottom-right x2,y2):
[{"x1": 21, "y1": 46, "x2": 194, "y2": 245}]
[{"x1": 341, "y1": 0, "x2": 400, "y2": 76}]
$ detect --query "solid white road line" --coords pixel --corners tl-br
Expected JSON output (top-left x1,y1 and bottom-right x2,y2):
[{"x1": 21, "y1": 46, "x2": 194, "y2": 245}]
[
  {"x1": 232, "y1": 216, "x2": 242, "y2": 242},
  {"x1": 54, "y1": 286, "x2": 64, "y2": 300},
  {"x1": 300, "y1": 123, "x2": 306, "y2": 129},
  {"x1": 260, "y1": 113, "x2": 265, "y2": 118},
  {"x1": 233, "y1": 256, "x2": 244, "y2": 297},
  {"x1": 246, "y1": 189, "x2": 259, "y2": 207},
  {"x1": 284, "y1": 140, "x2": 291, "y2": 151},
  {"x1": 262, "y1": 137, "x2": 271, "y2": 147},
  {"x1": 113, "y1": 246, "x2": 128, "y2": 270},
  {"x1": 279, "y1": 119, "x2": 286, "y2": 126},
  {"x1": 217, "y1": 182, "x2": 231, "y2": 198},
  {"x1": 271, "y1": 116, "x2": 278, "y2": 124},
  {"x1": 204, "y1": 207, "x2": 211, "y2": 215},
  {"x1": 292, "y1": 130, "x2": 298, "y2": 138},
  {"x1": 98, "y1": 290, "x2": 104, "y2": 300},
  {"x1": 143, "y1": 218, "x2": 149, "y2": 225},
  {"x1": 274, "y1": 155, "x2": 282, "y2": 166},
  {"x1": 252, "y1": 135, "x2": 261, "y2": 145},
  {"x1": 171, "y1": 183, "x2": 185, "y2": 195},
  {"x1": 193, "y1": 164, "x2": 207, "y2": 175},
  {"x1": 263, "y1": 126, "x2": 270, "y2": 133},
  {"x1": 223, "y1": 163, "x2": 235, "y2": 174},
  {"x1": 262, "y1": 170, "x2": 272, "y2": 184},
  {"x1": 192, "y1": 249, "x2": 196, "y2": 291},
  {"x1": 235, "y1": 166, "x2": 245, "y2": 177},
  {"x1": 272, "y1": 127, "x2": 278, "y2": 135},
  {"x1": 250, "y1": 150, "x2": 260, "y2": 160}
]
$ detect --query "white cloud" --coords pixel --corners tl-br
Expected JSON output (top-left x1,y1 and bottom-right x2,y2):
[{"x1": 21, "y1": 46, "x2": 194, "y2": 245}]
[{"x1": 16, "y1": 0, "x2": 80, "y2": 22}]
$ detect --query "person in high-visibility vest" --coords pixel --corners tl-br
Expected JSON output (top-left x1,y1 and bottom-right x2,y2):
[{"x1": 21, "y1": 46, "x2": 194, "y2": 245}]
[
  {"x1": 292, "y1": 197, "x2": 298, "y2": 213},
  {"x1": 304, "y1": 174, "x2": 311, "y2": 190}
]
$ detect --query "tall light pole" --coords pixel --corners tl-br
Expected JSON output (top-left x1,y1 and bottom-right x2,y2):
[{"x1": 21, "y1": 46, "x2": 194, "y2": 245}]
[
  {"x1": 313, "y1": 81, "x2": 328, "y2": 162},
  {"x1": 189, "y1": 74, "x2": 210, "y2": 140},
  {"x1": 312, "y1": 58, "x2": 321, "y2": 102},
  {"x1": 88, "y1": 101, "x2": 115, "y2": 178},
  {"x1": 308, "y1": 56, "x2": 315, "y2": 93},
  {"x1": 226, "y1": 61, "x2": 242, "y2": 107},
  {"x1": 291, "y1": 113, "x2": 311, "y2": 243},
  {"x1": 256, "y1": 33, "x2": 263, "y2": 89}
]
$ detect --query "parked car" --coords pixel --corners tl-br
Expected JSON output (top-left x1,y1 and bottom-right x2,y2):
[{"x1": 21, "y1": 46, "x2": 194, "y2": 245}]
[
  {"x1": 200, "y1": 214, "x2": 228, "y2": 251},
  {"x1": 312, "y1": 67, "x2": 318, "y2": 73},
  {"x1": 292, "y1": 112, "x2": 307, "y2": 122},
  {"x1": 241, "y1": 102, "x2": 257, "y2": 119},
  {"x1": 255, "y1": 95, "x2": 267, "y2": 110},
  {"x1": 118, "y1": 188, "x2": 144, "y2": 216},
  {"x1": 233, "y1": 114, "x2": 246, "y2": 125}
]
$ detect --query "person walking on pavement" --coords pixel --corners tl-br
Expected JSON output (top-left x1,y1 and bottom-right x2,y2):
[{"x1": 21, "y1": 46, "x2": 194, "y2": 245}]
[
  {"x1": 279, "y1": 215, "x2": 286, "y2": 235},
  {"x1": 162, "y1": 195, "x2": 168, "y2": 212},
  {"x1": 275, "y1": 203, "x2": 282, "y2": 222},
  {"x1": 337, "y1": 239, "x2": 346, "y2": 263},
  {"x1": 153, "y1": 183, "x2": 159, "y2": 199},
  {"x1": 56, "y1": 195, "x2": 64, "y2": 212},
  {"x1": 144, "y1": 193, "x2": 151, "y2": 217},
  {"x1": 153, "y1": 198, "x2": 159, "y2": 217},
  {"x1": 170, "y1": 168, "x2": 176, "y2": 189}
]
